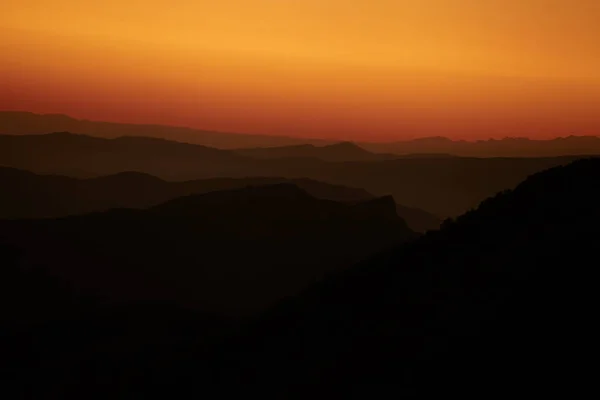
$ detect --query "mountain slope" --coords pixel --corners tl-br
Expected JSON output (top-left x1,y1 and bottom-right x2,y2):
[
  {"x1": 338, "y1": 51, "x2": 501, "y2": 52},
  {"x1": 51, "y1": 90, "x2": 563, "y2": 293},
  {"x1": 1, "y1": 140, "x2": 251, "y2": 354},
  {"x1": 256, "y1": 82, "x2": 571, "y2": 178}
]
[
  {"x1": 0, "y1": 242, "x2": 233, "y2": 399},
  {"x1": 182, "y1": 158, "x2": 600, "y2": 397},
  {"x1": 268, "y1": 155, "x2": 587, "y2": 215},
  {"x1": 0, "y1": 167, "x2": 440, "y2": 232},
  {"x1": 1, "y1": 132, "x2": 588, "y2": 216},
  {"x1": 0, "y1": 184, "x2": 415, "y2": 317},
  {"x1": 236, "y1": 142, "x2": 394, "y2": 162},
  {"x1": 2, "y1": 159, "x2": 598, "y2": 397},
  {"x1": 0, "y1": 132, "x2": 263, "y2": 179}
]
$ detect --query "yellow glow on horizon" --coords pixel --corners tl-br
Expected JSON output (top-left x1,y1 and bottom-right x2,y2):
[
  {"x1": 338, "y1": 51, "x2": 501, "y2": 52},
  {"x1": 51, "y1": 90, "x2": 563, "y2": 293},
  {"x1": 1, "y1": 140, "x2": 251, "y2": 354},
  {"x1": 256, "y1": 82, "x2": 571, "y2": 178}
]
[{"x1": 2, "y1": 1, "x2": 599, "y2": 140}]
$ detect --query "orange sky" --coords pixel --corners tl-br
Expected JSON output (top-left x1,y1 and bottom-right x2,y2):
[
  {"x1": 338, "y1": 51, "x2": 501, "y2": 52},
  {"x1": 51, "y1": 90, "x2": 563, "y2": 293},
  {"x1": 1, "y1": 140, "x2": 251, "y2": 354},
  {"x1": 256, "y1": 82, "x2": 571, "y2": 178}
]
[{"x1": 1, "y1": 1, "x2": 599, "y2": 141}]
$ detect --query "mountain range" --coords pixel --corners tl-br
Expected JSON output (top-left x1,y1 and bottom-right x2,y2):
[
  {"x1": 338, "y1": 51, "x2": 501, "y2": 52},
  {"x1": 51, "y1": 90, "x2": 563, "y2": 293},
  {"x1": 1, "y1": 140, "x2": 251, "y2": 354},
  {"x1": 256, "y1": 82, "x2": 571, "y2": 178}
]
[
  {"x1": 0, "y1": 111, "x2": 333, "y2": 148},
  {"x1": 0, "y1": 132, "x2": 589, "y2": 216},
  {"x1": 362, "y1": 135, "x2": 600, "y2": 157},
  {"x1": 2, "y1": 111, "x2": 599, "y2": 157},
  {"x1": 0, "y1": 167, "x2": 441, "y2": 232},
  {"x1": 188, "y1": 157, "x2": 598, "y2": 397},
  {"x1": 0, "y1": 184, "x2": 415, "y2": 318},
  {"x1": 235, "y1": 142, "x2": 396, "y2": 162},
  {"x1": 2, "y1": 157, "x2": 597, "y2": 398}
]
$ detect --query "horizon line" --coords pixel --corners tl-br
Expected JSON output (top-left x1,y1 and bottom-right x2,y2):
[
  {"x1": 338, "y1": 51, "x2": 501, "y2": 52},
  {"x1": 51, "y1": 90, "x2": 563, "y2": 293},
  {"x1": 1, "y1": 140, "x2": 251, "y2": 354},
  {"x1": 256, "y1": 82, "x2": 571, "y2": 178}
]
[{"x1": 1, "y1": 109, "x2": 598, "y2": 144}]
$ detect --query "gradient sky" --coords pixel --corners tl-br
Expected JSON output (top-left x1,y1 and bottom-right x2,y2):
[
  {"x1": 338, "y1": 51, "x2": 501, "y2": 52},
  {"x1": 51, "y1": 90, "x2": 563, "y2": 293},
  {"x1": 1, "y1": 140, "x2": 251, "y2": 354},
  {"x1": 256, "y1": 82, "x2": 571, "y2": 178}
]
[{"x1": 2, "y1": 1, "x2": 599, "y2": 141}]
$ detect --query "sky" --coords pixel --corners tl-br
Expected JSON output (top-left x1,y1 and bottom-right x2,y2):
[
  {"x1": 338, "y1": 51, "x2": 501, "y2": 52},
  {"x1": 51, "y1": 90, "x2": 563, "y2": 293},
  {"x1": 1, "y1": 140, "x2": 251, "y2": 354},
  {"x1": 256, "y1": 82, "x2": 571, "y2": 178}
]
[{"x1": 1, "y1": 1, "x2": 599, "y2": 141}]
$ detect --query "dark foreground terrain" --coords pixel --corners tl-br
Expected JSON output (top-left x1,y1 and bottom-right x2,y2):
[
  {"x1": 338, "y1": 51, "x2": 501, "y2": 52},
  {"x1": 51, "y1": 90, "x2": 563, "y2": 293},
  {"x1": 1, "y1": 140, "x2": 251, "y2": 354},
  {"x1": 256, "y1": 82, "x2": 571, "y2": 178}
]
[
  {"x1": 0, "y1": 184, "x2": 414, "y2": 318},
  {"x1": 1, "y1": 159, "x2": 598, "y2": 397}
]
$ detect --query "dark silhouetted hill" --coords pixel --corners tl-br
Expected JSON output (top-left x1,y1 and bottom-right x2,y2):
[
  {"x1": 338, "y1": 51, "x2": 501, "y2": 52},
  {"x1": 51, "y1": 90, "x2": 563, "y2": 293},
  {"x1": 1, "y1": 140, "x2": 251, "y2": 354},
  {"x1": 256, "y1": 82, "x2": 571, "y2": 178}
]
[
  {"x1": 0, "y1": 167, "x2": 441, "y2": 232},
  {"x1": 269, "y1": 155, "x2": 588, "y2": 215},
  {"x1": 0, "y1": 184, "x2": 414, "y2": 395},
  {"x1": 183, "y1": 158, "x2": 598, "y2": 397},
  {"x1": 2, "y1": 159, "x2": 599, "y2": 397},
  {"x1": 0, "y1": 133, "x2": 590, "y2": 216},
  {"x1": 0, "y1": 184, "x2": 415, "y2": 318},
  {"x1": 236, "y1": 141, "x2": 396, "y2": 162},
  {"x1": 0, "y1": 132, "x2": 259, "y2": 179},
  {"x1": 0, "y1": 243, "x2": 233, "y2": 398}
]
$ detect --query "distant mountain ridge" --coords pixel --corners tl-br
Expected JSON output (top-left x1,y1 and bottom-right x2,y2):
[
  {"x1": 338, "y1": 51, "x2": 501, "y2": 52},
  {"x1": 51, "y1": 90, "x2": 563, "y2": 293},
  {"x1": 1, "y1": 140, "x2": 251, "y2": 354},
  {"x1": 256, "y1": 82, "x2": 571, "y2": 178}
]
[
  {"x1": 2, "y1": 158, "x2": 599, "y2": 398},
  {"x1": 2, "y1": 111, "x2": 599, "y2": 156},
  {"x1": 236, "y1": 142, "x2": 396, "y2": 162},
  {"x1": 151, "y1": 184, "x2": 399, "y2": 223},
  {"x1": 0, "y1": 184, "x2": 415, "y2": 317},
  {"x1": 0, "y1": 111, "x2": 333, "y2": 148},
  {"x1": 0, "y1": 132, "x2": 591, "y2": 216},
  {"x1": 362, "y1": 134, "x2": 600, "y2": 157},
  {"x1": 0, "y1": 131, "x2": 254, "y2": 179},
  {"x1": 0, "y1": 167, "x2": 441, "y2": 232}
]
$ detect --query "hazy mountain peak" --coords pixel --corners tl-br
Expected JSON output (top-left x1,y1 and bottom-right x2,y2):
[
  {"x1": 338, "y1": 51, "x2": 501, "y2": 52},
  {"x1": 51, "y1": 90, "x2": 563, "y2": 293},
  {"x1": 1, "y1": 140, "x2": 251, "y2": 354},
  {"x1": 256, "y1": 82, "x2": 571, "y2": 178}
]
[
  {"x1": 326, "y1": 141, "x2": 362, "y2": 149},
  {"x1": 48, "y1": 131, "x2": 77, "y2": 136},
  {"x1": 239, "y1": 182, "x2": 313, "y2": 198},
  {"x1": 90, "y1": 171, "x2": 165, "y2": 184},
  {"x1": 322, "y1": 141, "x2": 374, "y2": 155},
  {"x1": 352, "y1": 195, "x2": 400, "y2": 220},
  {"x1": 150, "y1": 183, "x2": 315, "y2": 215},
  {"x1": 39, "y1": 131, "x2": 93, "y2": 140}
]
